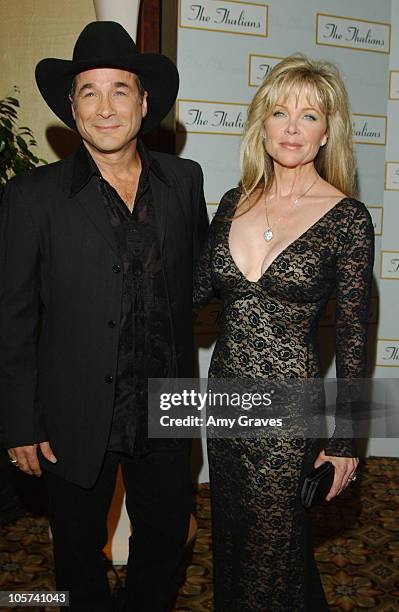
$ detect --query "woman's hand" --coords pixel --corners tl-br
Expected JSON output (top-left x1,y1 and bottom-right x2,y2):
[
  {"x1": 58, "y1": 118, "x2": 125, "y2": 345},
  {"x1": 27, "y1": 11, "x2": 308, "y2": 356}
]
[{"x1": 314, "y1": 449, "x2": 358, "y2": 502}]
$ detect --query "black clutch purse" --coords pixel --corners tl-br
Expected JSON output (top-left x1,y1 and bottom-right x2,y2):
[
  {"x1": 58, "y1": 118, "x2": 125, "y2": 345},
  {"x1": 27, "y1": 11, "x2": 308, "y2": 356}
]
[{"x1": 301, "y1": 461, "x2": 334, "y2": 508}]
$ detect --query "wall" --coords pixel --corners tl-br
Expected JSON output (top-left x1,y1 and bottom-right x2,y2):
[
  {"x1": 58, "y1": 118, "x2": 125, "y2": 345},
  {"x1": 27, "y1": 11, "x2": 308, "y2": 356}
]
[
  {"x1": 0, "y1": 0, "x2": 96, "y2": 164},
  {"x1": 367, "y1": 0, "x2": 399, "y2": 453}
]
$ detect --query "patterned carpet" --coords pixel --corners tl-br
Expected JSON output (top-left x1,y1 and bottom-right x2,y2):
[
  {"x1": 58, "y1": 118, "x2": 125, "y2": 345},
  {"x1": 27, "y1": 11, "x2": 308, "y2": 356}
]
[{"x1": 0, "y1": 456, "x2": 398, "y2": 611}]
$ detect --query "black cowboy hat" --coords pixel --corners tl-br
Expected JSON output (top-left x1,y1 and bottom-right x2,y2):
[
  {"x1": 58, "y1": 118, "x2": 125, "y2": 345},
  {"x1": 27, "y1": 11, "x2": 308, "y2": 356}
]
[{"x1": 35, "y1": 21, "x2": 179, "y2": 134}]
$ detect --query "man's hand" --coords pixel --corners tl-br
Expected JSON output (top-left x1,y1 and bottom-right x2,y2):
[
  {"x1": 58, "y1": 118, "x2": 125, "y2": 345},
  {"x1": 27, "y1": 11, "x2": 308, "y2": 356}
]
[
  {"x1": 7, "y1": 442, "x2": 57, "y2": 477},
  {"x1": 314, "y1": 449, "x2": 358, "y2": 502}
]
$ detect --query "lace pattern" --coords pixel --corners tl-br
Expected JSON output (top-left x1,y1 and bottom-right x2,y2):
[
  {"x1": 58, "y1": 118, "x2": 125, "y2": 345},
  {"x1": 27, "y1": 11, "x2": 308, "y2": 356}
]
[{"x1": 193, "y1": 187, "x2": 374, "y2": 610}]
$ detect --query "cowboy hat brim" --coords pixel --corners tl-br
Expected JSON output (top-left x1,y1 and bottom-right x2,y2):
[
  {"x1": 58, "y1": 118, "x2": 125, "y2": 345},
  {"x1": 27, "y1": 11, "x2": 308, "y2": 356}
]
[{"x1": 35, "y1": 52, "x2": 179, "y2": 134}]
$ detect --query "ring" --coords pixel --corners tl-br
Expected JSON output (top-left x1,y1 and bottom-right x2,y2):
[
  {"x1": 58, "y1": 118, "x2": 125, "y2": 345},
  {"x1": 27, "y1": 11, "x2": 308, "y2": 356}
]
[
  {"x1": 349, "y1": 473, "x2": 357, "y2": 482},
  {"x1": 10, "y1": 458, "x2": 18, "y2": 464}
]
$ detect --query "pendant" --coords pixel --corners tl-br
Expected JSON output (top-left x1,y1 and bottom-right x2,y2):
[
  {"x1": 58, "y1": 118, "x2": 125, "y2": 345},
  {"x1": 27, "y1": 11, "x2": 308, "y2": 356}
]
[{"x1": 263, "y1": 227, "x2": 273, "y2": 241}]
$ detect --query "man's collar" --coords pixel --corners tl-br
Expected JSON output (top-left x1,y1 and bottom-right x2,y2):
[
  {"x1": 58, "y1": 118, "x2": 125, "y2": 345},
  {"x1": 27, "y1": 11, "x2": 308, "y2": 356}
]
[
  {"x1": 69, "y1": 144, "x2": 98, "y2": 197},
  {"x1": 69, "y1": 138, "x2": 169, "y2": 198},
  {"x1": 137, "y1": 139, "x2": 170, "y2": 186}
]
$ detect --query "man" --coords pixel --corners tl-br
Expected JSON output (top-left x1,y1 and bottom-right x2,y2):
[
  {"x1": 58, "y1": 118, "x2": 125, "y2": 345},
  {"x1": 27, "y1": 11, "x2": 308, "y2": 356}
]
[{"x1": 0, "y1": 21, "x2": 208, "y2": 612}]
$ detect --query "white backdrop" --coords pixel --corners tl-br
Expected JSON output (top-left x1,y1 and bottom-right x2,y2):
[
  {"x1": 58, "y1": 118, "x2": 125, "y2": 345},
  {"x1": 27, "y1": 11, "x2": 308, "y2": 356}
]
[{"x1": 176, "y1": 0, "x2": 399, "y2": 482}]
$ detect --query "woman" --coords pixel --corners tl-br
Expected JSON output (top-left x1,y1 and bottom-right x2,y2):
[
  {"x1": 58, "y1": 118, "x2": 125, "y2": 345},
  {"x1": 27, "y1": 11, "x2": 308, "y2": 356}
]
[{"x1": 194, "y1": 55, "x2": 374, "y2": 611}]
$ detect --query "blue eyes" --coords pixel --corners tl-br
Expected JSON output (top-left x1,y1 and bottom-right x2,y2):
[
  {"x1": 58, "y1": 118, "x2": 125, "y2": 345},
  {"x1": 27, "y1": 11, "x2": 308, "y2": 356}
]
[{"x1": 272, "y1": 110, "x2": 317, "y2": 121}]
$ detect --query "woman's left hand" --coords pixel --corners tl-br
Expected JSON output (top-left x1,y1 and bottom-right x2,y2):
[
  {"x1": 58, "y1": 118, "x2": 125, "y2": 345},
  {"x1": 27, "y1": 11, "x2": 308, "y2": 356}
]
[{"x1": 314, "y1": 450, "x2": 359, "y2": 502}]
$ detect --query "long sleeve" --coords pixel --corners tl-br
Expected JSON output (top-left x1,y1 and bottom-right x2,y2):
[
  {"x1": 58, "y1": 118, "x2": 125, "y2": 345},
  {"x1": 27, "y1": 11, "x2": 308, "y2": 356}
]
[
  {"x1": 193, "y1": 217, "x2": 215, "y2": 309},
  {"x1": 324, "y1": 203, "x2": 375, "y2": 457},
  {"x1": 0, "y1": 178, "x2": 46, "y2": 448}
]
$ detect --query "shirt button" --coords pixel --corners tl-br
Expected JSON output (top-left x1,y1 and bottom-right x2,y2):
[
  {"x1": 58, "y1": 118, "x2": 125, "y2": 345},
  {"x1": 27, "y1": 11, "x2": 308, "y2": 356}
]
[
  {"x1": 104, "y1": 375, "x2": 113, "y2": 384},
  {"x1": 112, "y1": 264, "x2": 121, "y2": 274},
  {"x1": 108, "y1": 320, "x2": 116, "y2": 328}
]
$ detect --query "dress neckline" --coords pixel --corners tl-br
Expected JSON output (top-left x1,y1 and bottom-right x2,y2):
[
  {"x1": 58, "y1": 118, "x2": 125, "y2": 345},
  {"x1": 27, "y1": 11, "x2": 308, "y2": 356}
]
[{"x1": 227, "y1": 197, "x2": 349, "y2": 284}]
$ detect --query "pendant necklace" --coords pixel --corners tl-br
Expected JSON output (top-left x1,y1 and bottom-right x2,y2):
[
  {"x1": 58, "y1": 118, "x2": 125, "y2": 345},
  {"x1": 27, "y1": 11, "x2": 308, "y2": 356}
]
[{"x1": 263, "y1": 176, "x2": 319, "y2": 242}]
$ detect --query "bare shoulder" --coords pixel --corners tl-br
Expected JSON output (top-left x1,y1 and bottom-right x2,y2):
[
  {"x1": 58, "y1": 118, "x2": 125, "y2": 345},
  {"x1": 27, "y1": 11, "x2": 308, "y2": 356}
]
[
  {"x1": 230, "y1": 187, "x2": 263, "y2": 219},
  {"x1": 315, "y1": 177, "x2": 346, "y2": 204},
  {"x1": 319, "y1": 181, "x2": 370, "y2": 220}
]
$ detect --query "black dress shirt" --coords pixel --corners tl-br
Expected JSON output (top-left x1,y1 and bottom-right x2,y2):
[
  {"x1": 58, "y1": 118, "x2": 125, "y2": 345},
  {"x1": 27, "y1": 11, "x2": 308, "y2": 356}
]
[{"x1": 71, "y1": 141, "x2": 172, "y2": 455}]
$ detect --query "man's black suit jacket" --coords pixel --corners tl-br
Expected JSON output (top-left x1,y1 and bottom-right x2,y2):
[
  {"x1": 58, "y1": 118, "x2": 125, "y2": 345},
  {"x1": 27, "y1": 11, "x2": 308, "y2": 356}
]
[{"x1": 0, "y1": 146, "x2": 209, "y2": 487}]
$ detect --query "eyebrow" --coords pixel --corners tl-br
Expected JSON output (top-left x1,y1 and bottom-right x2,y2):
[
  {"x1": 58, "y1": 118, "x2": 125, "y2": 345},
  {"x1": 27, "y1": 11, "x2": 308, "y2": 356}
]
[
  {"x1": 112, "y1": 81, "x2": 131, "y2": 89},
  {"x1": 77, "y1": 81, "x2": 131, "y2": 94},
  {"x1": 275, "y1": 103, "x2": 320, "y2": 113}
]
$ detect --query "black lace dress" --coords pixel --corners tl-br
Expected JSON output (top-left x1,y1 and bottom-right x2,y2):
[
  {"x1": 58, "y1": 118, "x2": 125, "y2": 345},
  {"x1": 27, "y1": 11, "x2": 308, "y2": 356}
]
[{"x1": 193, "y1": 188, "x2": 374, "y2": 612}]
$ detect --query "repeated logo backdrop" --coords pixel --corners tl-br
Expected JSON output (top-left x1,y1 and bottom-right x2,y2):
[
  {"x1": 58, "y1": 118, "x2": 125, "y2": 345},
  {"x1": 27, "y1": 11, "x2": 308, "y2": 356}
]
[{"x1": 176, "y1": 0, "x2": 399, "y2": 466}]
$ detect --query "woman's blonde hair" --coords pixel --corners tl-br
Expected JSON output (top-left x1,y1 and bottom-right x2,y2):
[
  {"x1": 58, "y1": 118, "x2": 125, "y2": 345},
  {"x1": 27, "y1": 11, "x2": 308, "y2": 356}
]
[{"x1": 238, "y1": 54, "x2": 356, "y2": 213}]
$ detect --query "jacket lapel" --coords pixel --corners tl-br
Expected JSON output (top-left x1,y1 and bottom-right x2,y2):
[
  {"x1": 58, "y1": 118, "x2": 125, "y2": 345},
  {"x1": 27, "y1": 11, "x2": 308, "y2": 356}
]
[
  {"x1": 150, "y1": 171, "x2": 170, "y2": 252},
  {"x1": 74, "y1": 179, "x2": 119, "y2": 256}
]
